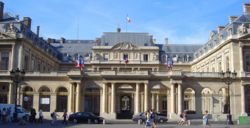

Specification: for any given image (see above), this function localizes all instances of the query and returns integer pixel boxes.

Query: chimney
[0,1,4,21]
[47,38,52,44]
[36,26,40,37]
[23,17,32,29]
[117,27,121,33]
[229,16,238,24]
[60,37,65,44]
[217,26,225,33]
[243,3,250,14]
[164,38,168,45]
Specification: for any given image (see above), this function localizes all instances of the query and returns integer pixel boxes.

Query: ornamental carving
[112,42,138,50]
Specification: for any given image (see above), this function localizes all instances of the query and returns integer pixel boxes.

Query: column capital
[239,42,244,47]
[170,79,182,85]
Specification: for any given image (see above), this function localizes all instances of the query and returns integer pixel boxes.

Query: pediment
[112,42,138,50]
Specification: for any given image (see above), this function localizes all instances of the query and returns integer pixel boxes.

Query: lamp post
[220,68,236,125]
[10,68,25,122]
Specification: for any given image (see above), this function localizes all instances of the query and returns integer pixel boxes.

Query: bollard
[188,120,191,125]
[103,119,106,125]
[88,119,91,124]
[138,120,141,125]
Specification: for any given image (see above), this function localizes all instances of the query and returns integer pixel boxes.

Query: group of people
[177,110,209,128]
[144,109,157,128]
[0,107,11,123]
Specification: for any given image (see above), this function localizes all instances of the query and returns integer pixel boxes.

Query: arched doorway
[245,85,250,116]
[56,87,68,112]
[38,86,50,112]
[22,86,33,111]
[0,84,8,103]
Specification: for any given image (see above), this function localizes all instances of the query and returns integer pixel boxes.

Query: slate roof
[51,40,95,62]
[100,32,154,46]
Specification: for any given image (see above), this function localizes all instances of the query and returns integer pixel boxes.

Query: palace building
[0,1,250,120]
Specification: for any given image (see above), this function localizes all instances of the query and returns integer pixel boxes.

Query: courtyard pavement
[0,119,250,128]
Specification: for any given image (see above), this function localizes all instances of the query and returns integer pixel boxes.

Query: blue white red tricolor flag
[74,57,84,71]
[124,57,129,64]
[126,16,131,23]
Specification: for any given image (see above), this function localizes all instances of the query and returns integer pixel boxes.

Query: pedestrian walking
[6,107,11,123]
[51,110,59,125]
[203,110,209,128]
[62,109,68,125]
[150,109,157,128]
[1,108,6,123]
[30,108,36,123]
[38,109,43,123]
[145,110,151,128]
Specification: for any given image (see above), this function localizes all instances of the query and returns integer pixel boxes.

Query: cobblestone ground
[0,120,249,128]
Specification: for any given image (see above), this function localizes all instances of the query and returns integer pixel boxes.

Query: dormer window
[104,42,109,46]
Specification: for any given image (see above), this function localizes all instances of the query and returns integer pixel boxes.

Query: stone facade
[0,2,250,120]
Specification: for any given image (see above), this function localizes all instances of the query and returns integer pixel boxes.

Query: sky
[2,0,250,44]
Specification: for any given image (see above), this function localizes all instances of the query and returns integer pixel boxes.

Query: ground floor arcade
[0,80,250,120]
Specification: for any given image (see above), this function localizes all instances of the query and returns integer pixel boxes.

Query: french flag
[124,58,129,64]
[74,57,84,71]
[126,16,131,23]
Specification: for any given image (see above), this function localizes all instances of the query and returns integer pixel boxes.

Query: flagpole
[126,14,128,32]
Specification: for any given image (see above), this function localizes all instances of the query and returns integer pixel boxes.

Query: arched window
[38,86,50,112]
[56,87,68,112]
[22,86,34,111]
[184,88,195,111]
[201,88,213,113]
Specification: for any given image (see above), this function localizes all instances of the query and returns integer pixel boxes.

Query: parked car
[68,112,103,124]
[132,112,168,123]
[0,104,30,121]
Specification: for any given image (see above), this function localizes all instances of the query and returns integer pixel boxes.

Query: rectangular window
[143,54,148,62]
[1,51,9,70]
[24,55,29,71]
[123,53,128,60]
[103,53,109,61]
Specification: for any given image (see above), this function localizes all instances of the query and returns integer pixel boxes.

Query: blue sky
[3,0,249,44]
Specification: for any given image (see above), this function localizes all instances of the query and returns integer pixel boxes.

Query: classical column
[135,83,140,114]
[8,83,13,104]
[68,84,73,113]
[144,83,148,111]
[170,84,175,114]
[239,43,244,72]
[241,85,246,115]
[178,84,182,114]
[33,93,39,111]
[151,93,155,110]
[50,93,57,112]
[102,83,107,114]
[156,94,159,112]
[111,83,116,114]
[18,43,23,69]
[75,83,81,112]
[19,89,23,106]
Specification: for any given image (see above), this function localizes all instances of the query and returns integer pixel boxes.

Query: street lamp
[220,68,236,125]
[10,68,25,122]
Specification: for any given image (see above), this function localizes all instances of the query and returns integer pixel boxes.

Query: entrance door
[117,95,132,119]
[245,85,250,116]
